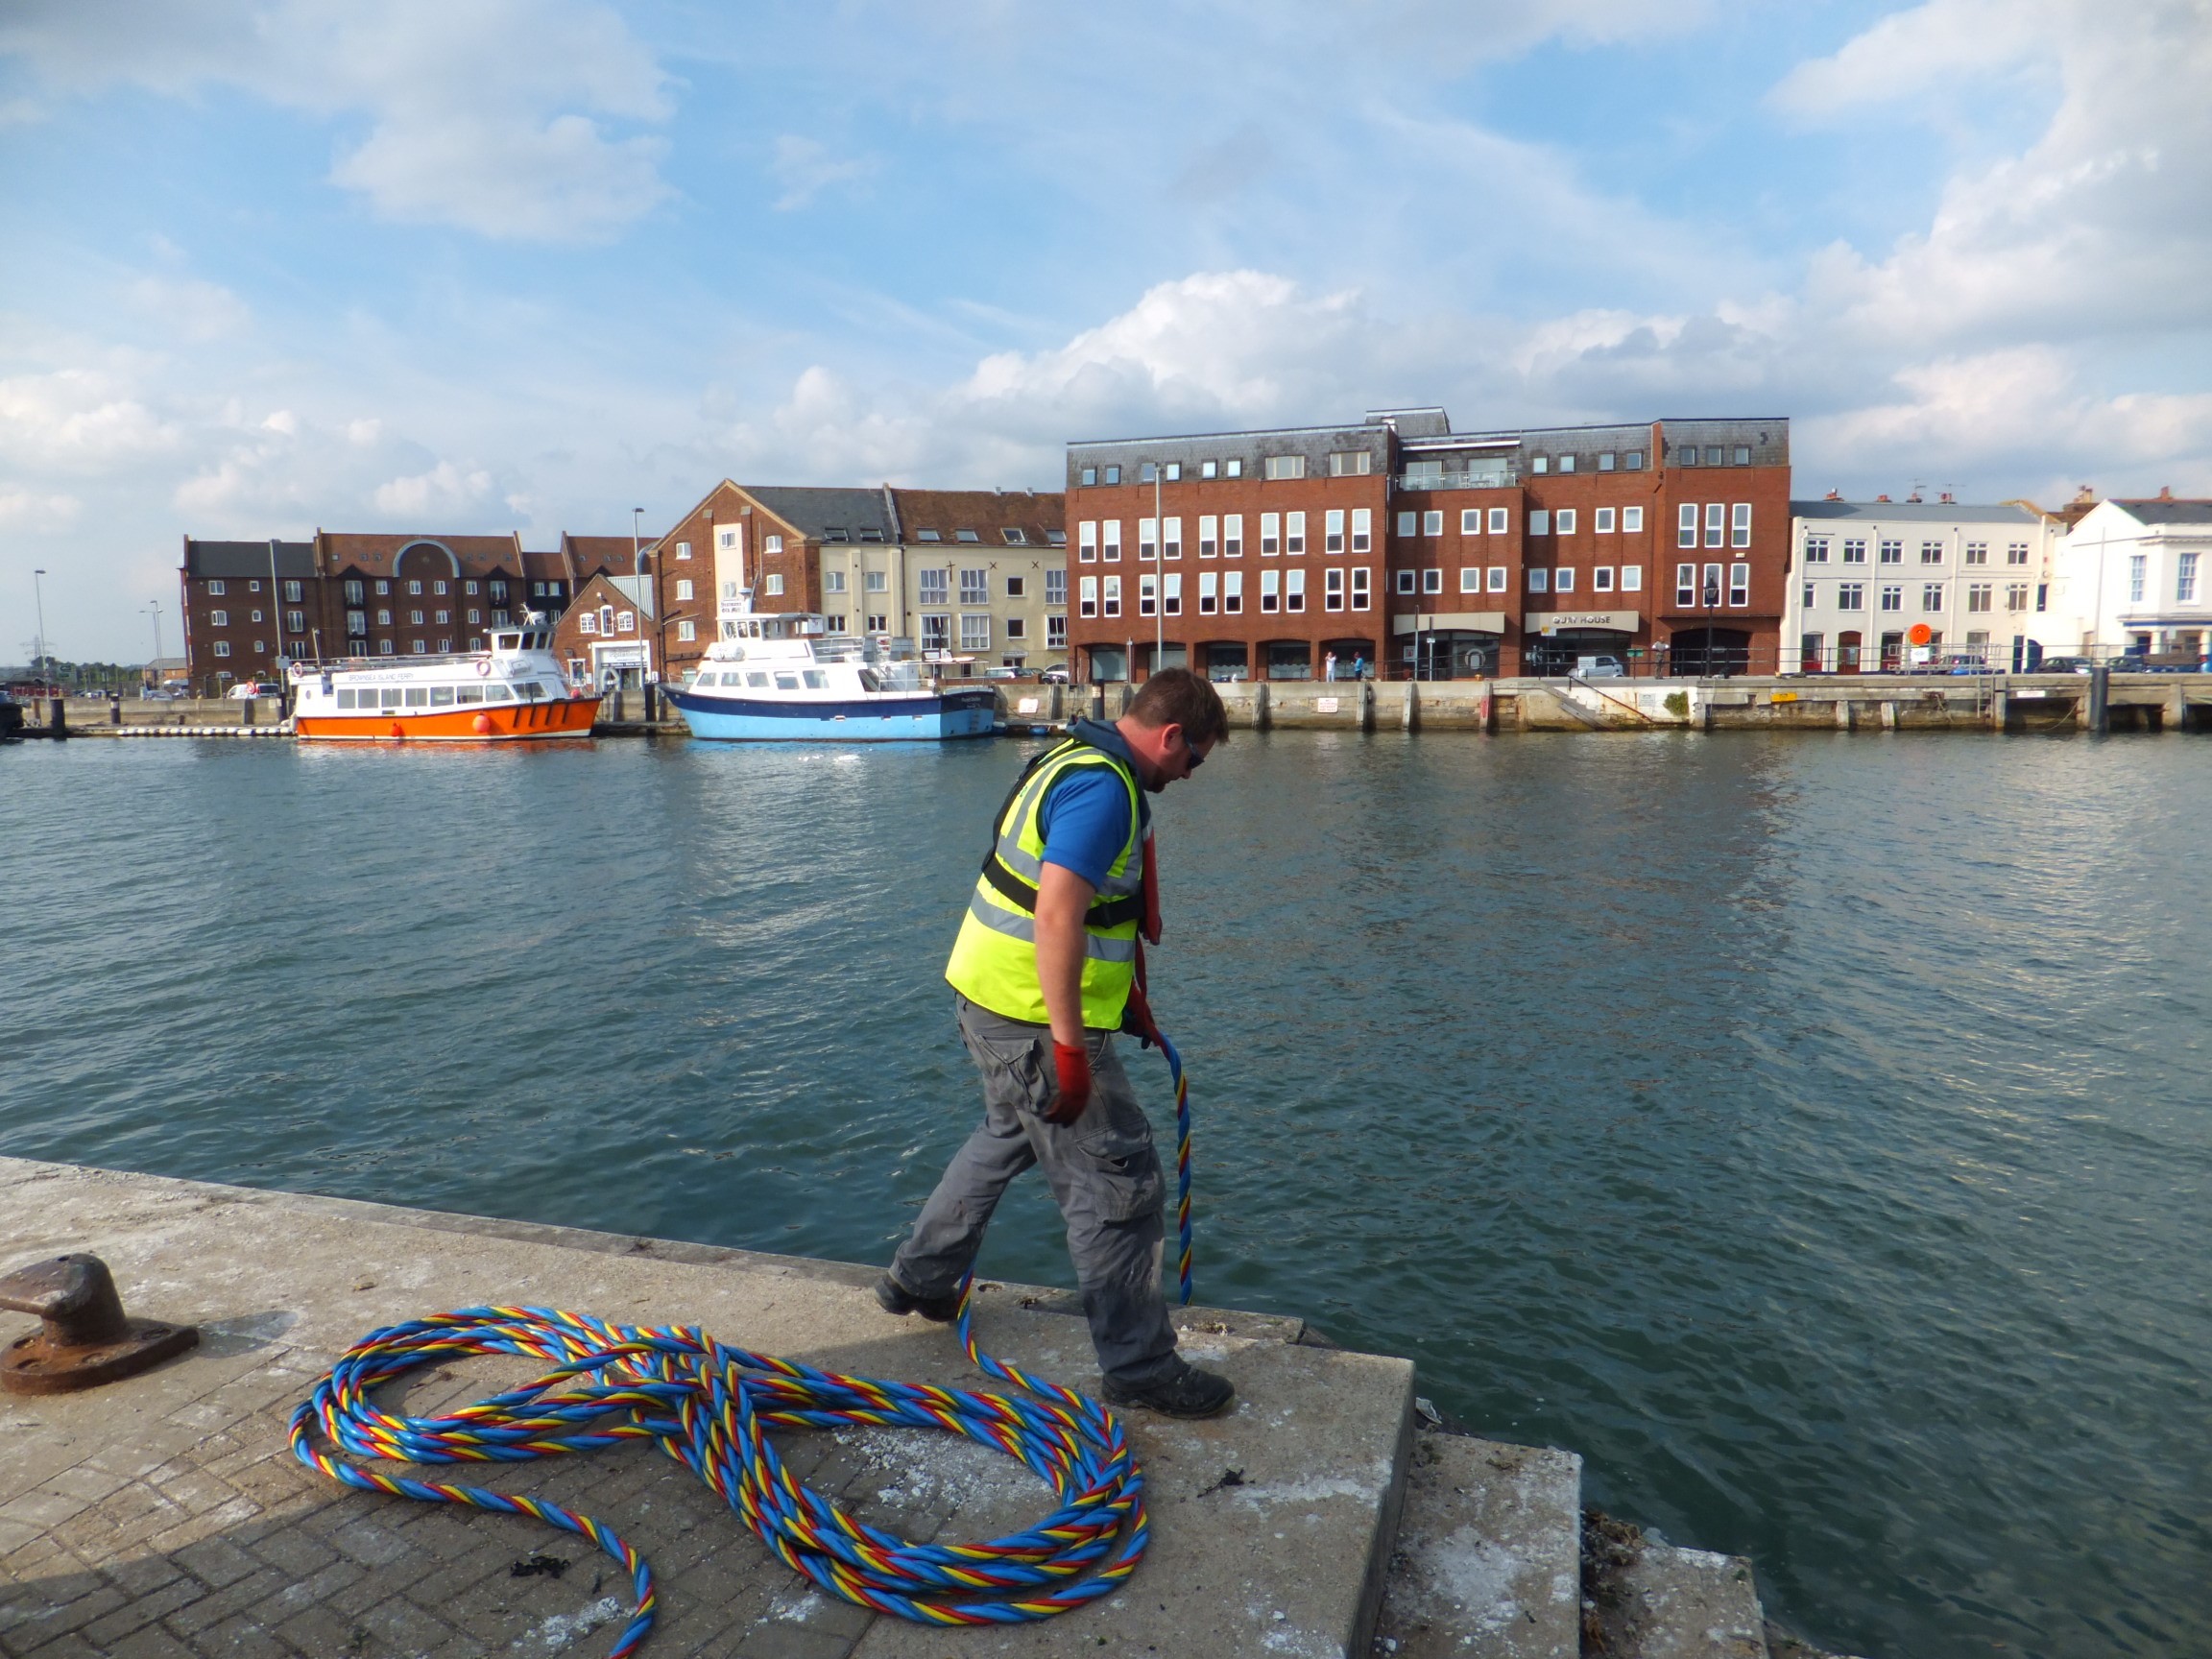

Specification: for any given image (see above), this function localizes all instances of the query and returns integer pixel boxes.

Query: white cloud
[372,459,498,517]
[769,135,876,211]
[0,367,181,471]
[129,276,251,343]
[0,487,81,530]
[0,0,675,243]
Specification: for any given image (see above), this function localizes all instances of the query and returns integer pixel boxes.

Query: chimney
[2158,485,2174,500]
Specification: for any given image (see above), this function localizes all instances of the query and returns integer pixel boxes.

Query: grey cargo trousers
[889,995,1179,1385]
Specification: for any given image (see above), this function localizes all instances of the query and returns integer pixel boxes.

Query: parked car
[2036,656,2093,674]
[225,682,265,700]
[1039,667,1070,684]
[1575,655,1626,678]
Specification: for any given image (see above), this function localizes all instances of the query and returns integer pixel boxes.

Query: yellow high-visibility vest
[944,736,1146,1028]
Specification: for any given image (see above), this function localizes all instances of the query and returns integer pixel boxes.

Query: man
[878,668,1234,1418]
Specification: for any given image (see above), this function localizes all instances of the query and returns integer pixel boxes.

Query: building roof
[560,535,648,573]
[182,540,316,579]
[745,487,900,543]
[889,488,1066,548]
[602,575,656,617]
[1791,500,2040,525]
[316,532,528,574]
[2110,498,2212,526]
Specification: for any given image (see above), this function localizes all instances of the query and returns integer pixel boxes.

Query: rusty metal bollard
[0,1253,199,1395]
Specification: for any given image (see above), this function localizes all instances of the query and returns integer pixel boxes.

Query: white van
[1575,655,1626,678]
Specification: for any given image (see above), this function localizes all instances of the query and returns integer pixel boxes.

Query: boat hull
[668,688,997,741]
[295,698,599,742]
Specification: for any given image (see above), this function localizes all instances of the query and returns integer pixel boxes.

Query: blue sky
[5,0,2210,660]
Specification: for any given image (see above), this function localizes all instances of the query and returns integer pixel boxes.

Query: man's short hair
[1127,667,1229,745]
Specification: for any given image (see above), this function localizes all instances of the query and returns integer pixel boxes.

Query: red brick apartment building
[1062,409,1791,680]
[178,533,634,694]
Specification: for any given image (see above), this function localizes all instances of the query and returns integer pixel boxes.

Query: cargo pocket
[967,1027,1051,1117]
[1073,1100,1164,1224]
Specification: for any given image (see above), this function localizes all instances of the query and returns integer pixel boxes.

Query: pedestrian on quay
[878,667,1235,1418]
[1324,650,1337,683]
[1351,652,1366,682]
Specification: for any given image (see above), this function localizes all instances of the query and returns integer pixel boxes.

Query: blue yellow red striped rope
[1152,1025,1195,1307]
[289,1280,1150,1655]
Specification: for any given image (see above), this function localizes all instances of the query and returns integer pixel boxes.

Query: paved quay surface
[0,1157,1412,1659]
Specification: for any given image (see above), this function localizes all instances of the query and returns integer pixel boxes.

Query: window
[1843,539,1867,564]
[1079,521,1097,563]
[409,609,423,625]
[1325,567,1345,611]
[1625,451,1645,470]
[1528,567,1550,593]
[1080,466,1097,487]
[250,580,261,592]
[956,530,981,543]
[2007,542,2031,566]
[1556,508,1577,536]
[1047,615,1069,647]
[210,609,229,627]
[1424,568,1444,594]
[376,609,392,626]
[1559,454,1576,473]
[1080,575,1098,617]
[676,541,691,561]
[1880,540,1903,565]
[2005,584,2030,613]
[1705,503,1726,548]
[1261,512,1281,556]
[1225,458,1242,478]
[1397,511,1416,537]
[433,609,449,625]
[1706,446,1723,466]
[919,568,949,604]
[213,640,231,658]
[960,568,988,604]
[2035,585,2048,613]
[1046,568,1067,605]
[921,614,951,650]
[1325,509,1345,553]
[678,620,696,641]
[1532,455,1550,474]
[1351,508,1371,553]
[1676,564,1697,606]
[1623,506,1644,533]
[1200,460,1217,479]
[280,580,302,603]
[1285,569,1305,612]
[1488,565,1508,592]
[1139,573,1157,617]
[1964,582,1992,613]
[2128,555,2146,604]
[406,579,421,595]
[343,579,363,603]
[763,573,784,596]
[1199,515,1218,558]
[1261,569,1281,613]
[2178,551,2200,603]
[866,613,889,632]
[1621,564,1643,592]
[433,580,448,596]
[1915,541,1943,565]
[1595,566,1615,592]
[1806,538,1829,565]
[1350,567,1371,610]
[1595,507,1616,534]
[1804,580,1816,611]
[676,578,695,601]
[1703,563,1724,607]
[1838,582,1864,611]
[1460,508,1481,535]
[1201,571,1219,614]
[1734,445,1751,466]
[1139,517,1157,561]
[1224,515,1243,558]
[378,639,394,655]
[1460,567,1482,593]
[1003,529,1027,545]
[1286,512,1305,555]
[409,640,425,655]
[1732,505,1752,549]
[1529,510,1551,537]
[347,610,366,636]
[917,528,943,542]
[1103,575,1120,617]
[1046,530,1066,547]
[1102,520,1121,562]
[1923,584,1945,611]
[1004,575,1025,598]
[207,580,227,596]
[1880,584,1903,613]
[961,613,992,651]
[1224,570,1243,613]
[1599,452,1617,471]
[1164,517,1183,559]
[487,581,504,601]
[1396,569,1417,595]
[1138,462,1156,484]
[1103,465,1121,485]
[1678,445,1698,467]
[1264,455,1305,480]
[1678,504,1698,548]
[1417,510,1439,538]
[1964,541,1987,565]
[1489,508,1509,535]
[1329,450,1372,475]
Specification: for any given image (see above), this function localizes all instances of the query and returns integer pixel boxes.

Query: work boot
[1101,1357,1236,1419]
[874,1272,962,1323]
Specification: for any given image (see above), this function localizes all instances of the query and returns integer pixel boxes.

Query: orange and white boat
[289,620,599,742]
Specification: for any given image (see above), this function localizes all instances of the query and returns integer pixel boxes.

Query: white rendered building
[2044,496,2212,663]
[1785,499,2059,672]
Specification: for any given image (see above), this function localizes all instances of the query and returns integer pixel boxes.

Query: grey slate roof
[745,487,898,542]
[1791,500,2040,524]
[2112,499,2212,525]
[183,540,316,578]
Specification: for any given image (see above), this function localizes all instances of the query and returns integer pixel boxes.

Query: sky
[4,0,2211,661]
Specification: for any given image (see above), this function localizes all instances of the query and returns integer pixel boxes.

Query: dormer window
[825,527,848,541]
[1003,528,1027,544]
[916,529,942,541]
[956,529,981,542]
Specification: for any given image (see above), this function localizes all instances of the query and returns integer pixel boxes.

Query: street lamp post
[148,601,162,692]
[1153,464,1165,678]
[32,568,49,689]
[633,506,653,714]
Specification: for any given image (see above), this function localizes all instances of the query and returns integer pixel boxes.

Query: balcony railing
[1393,468,1520,492]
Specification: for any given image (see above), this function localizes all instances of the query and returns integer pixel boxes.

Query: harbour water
[2,733,2206,1658]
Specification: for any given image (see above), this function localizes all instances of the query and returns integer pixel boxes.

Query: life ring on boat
[474,660,491,676]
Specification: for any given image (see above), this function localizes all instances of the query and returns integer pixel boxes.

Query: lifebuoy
[475,660,491,676]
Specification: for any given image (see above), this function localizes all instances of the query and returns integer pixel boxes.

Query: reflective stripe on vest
[944,738,1145,1027]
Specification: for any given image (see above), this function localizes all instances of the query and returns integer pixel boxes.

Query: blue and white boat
[667,610,997,742]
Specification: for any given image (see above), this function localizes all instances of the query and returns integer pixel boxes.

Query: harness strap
[978,851,1145,930]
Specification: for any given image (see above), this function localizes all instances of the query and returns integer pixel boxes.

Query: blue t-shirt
[1035,726,1147,889]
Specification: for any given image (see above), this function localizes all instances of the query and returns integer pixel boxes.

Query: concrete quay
[0,1158,1840,1659]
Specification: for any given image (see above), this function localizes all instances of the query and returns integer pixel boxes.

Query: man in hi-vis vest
[878,668,1234,1417]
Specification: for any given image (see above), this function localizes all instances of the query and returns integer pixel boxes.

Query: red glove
[1043,1041,1091,1125]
